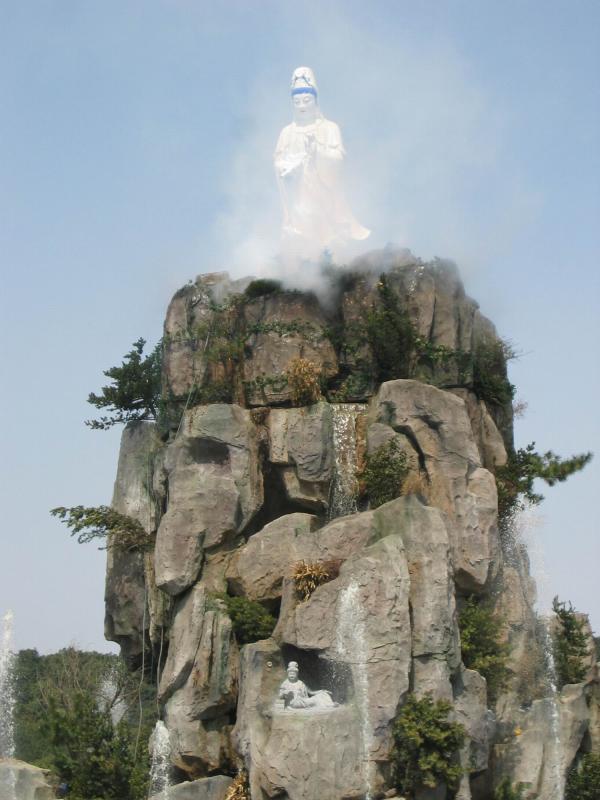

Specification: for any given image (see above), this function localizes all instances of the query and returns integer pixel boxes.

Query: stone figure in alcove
[274,66,370,260]
[278,661,337,710]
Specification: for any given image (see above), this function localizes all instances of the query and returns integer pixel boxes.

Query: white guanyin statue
[278,661,337,710]
[274,66,370,259]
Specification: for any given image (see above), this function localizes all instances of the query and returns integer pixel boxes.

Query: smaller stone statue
[278,661,337,710]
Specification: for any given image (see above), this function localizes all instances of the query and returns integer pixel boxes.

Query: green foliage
[12,648,155,800]
[458,597,510,702]
[494,778,525,799]
[566,752,600,800]
[552,596,589,687]
[366,274,416,382]
[244,278,283,299]
[495,443,592,525]
[391,693,466,796]
[86,338,162,430]
[359,438,409,509]
[472,338,516,407]
[286,357,323,406]
[216,594,276,645]
[50,505,153,551]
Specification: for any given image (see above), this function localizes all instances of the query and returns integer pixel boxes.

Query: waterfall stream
[148,720,172,799]
[336,581,373,800]
[328,404,366,520]
[0,610,16,800]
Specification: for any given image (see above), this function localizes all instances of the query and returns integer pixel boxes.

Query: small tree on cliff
[85,338,162,430]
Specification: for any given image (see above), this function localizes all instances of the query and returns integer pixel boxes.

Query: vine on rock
[50,506,153,552]
[552,596,589,687]
[458,596,510,702]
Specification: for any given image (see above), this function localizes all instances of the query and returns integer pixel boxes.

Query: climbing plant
[472,338,516,408]
[365,274,416,382]
[286,357,323,406]
[86,338,162,430]
[358,438,409,509]
[391,693,465,796]
[458,596,510,702]
[494,778,525,800]
[552,596,589,687]
[50,506,153,552]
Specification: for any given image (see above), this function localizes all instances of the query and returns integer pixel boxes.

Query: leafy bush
[391,693,465,796]
[86,338,162,430]
[244,278,282,299]
[292,560,336,601]
[359,438,409,509]
[366,274,416,382]
[12,648,155,800]
[495,443,592,526]
[566,753,600,800]
[286,357,322,406]
[472,338,516,408]
[216,594,276,645]
[458,596,509,702]
[51,505,153,552]
[552,596,589,687]
[494,778,525,799]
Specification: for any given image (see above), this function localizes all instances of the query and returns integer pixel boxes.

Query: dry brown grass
[286,357,322,406]
[292,560,338,601]
[224,771,250,800]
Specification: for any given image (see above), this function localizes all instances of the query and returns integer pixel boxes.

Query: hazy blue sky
[1,1,598,653]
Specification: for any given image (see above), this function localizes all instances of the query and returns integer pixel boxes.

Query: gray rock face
[243,292,337,407]
[0,759,55,800]
[369,380,500,592]
[105,421,162,662]
[154,404,263,596]
[160,585,239,775]
[267,403,334,510]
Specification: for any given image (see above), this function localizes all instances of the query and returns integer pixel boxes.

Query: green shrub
[566,753,600,800]
[216,594,276,645]
[365,275,416,382]
[50,506,153,551]
[552,596,589,687]
[495,443,592,526]
[472,338,516,408]
[459,597,509,702]
[86,338,162,430]
[494,778,525,799]
[359,438,409,509]
[391,693,465,796]
[244,278,283,299]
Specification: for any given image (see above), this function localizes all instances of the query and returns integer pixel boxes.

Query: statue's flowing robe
[274,117,370,255]
[279,678,335,709]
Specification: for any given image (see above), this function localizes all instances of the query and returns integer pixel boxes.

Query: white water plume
[148,720,172,800]
[0,610,17,800]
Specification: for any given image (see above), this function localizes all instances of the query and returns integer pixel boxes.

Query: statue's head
[290,66,319,125]
[286,661,299,681]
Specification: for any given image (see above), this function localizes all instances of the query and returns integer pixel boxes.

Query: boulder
[159,585,238,776]
[154,404,263,595]
[0,759,54,800]
[105,421,163,663]
[162,775,233,800]
[369,380,500,592]
[227,511,375,603]
[267,403,334,510]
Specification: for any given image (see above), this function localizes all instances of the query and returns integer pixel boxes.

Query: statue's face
[287,665,299,682]
[293,92,317,124]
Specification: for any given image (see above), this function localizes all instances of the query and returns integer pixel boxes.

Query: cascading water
[336,581,373,800]
[328,404,366,520]
[148,720,172,799]
[0,610,17,800]
[510,506,565,800]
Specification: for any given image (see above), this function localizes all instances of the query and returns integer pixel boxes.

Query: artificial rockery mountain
[105,249,598,800]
